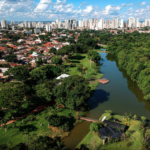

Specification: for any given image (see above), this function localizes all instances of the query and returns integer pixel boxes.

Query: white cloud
[121,3,134,7]
[102,5,121,15]
[0,0,149,21]
[83,5,93,13]
[34,0,66,12]
[140,2,146,5]
[0,0,34,12]
[78,2,87,9]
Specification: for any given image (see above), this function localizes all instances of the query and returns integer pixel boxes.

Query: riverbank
[76,112,144,150]
[62,51,150,150]
[64,53,103,90]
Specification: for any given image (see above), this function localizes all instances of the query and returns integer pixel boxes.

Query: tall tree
[4,65,30,81]
[53,75,91,110]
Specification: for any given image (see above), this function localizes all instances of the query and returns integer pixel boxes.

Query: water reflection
[88,89,110,109]
[106,53,150,114]
[63,51,150,150]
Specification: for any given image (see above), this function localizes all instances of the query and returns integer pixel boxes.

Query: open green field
[64,53,103,90]
[0,108,85,148]
[77,113,144,150]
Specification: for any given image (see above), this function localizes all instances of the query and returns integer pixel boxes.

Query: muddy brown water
[62,50,150,150]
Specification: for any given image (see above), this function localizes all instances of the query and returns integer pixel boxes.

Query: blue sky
[0,0,149,21]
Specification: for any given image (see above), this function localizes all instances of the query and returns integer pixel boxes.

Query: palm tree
[133,114,137,120]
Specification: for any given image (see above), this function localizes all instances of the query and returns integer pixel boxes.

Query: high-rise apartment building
[28,21,32,28]
[46,24,52,32]
[145,19,149,27]
[115,17,118,28]
[1,19,7,28]
[128,17,135,28]
[120,19,124,28]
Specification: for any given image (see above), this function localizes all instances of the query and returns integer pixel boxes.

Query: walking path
[1,104,49,127]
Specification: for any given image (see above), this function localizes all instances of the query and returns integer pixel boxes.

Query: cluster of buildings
[0,28,78,75]
[1,17,149,31]
[0,19,77,31]
[78,17,149,30]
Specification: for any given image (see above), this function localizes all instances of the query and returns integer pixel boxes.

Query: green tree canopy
[0,83,30,118]
[51,56,62,65]
[4,52,17,62]
[4,65,30,81]
[49,47,57,54]
[90,122,99,132]
[35,83,52,103]
[29,65,60,83]
[87,50,102,63]
[53,75,91,110]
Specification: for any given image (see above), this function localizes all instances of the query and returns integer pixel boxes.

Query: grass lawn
[64,53,103,90]
[77,113,144,150]
[0,108,82,148]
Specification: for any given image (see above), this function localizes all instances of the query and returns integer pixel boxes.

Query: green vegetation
[49,47,57,54]
[4,65,30,81]
[64,53,103,90]
[102,31,150,100]
[51,55,62,65]
[77,112,146,150]
[0,29,104,149]
[4,52,17,62]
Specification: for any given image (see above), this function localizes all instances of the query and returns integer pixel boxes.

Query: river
[62,50,150,150]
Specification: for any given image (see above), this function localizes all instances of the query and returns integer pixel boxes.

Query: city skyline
[1,16,149,31]
[0,0,150,21]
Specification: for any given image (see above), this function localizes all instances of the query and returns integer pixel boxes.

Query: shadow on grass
[88,89,110,110]
[95,45,102,49]
[19,124,37,133]
[70,55,85,60]
[69,60,80,63]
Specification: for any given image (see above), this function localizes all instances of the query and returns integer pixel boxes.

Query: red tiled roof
[28,55,34,58]
[0,47,6,50]
[44,50,49,53]
[9,63,20,67]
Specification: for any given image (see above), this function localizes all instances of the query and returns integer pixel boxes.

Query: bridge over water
[79,116,99,122]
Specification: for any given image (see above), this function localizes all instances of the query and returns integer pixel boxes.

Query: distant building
[1,19,7,28]
[34,29,41,34]
[46,24,52,32]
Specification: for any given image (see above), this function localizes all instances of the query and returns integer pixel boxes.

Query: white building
[115,17,118,28]
[46,24,52,32]
[145,19,149,27]
[34,29,41,34]
[128,17,135,28]
[79,20,83,27]
[24,21,28,28]
[98,18,104,29]
[137,18,140,28]
[1,19,7,28]
[28,21,32,28]
[120,19,124,28]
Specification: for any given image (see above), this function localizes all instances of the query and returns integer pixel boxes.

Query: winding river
[62,50,150,150]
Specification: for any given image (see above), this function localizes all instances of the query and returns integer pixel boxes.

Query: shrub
[48,115,62,127]
[60,123,70,132]
[70,63,76,67]
[127,142,132,147]
[90,122,99,132]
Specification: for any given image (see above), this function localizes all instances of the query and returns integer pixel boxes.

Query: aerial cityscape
[1,17,150,31]
[1,0,150,150]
